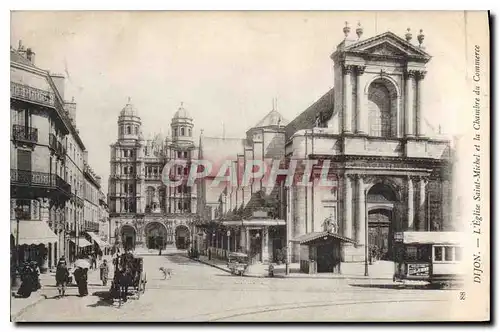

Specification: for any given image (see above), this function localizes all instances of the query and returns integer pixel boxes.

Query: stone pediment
[343,31,431,60]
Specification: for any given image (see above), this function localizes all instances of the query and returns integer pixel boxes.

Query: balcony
[11,169,71,198]
[83,221,100,233]
[12,124,38,144]
[49,134,66,158]
[11,82,55,107]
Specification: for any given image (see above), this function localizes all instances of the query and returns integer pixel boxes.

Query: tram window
[455,247,463,261]
[405,246,417,260]
[445,247,454,261]
[434,246,443,261]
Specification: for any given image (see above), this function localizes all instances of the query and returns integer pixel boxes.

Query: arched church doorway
[121,225,136,251]
[144,222,168,250]
[175,225,190,250]
[367,183,398,261]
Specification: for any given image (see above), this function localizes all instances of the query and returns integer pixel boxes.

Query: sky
[11,11,470,194]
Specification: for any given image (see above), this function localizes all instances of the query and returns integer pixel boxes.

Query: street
[12,252,463,322]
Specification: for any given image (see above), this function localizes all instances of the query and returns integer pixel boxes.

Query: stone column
[343,174,353,239]
[407,176,415,230]
[405,70,415,137]
[418,177,427,231]
[342,64,353,133]
[355,66,366,134]
[356,176,366,246]
[262,227,269,263]
[245,228,250,253]
[416,71,426,137]
[239,228,245,250]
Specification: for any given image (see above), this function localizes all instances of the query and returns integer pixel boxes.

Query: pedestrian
[55,260,69,297]
[30,261,41,291]
[74,267,89,297]
[16,263,34,298]
[92,253,97,270]
[99,259,109,286]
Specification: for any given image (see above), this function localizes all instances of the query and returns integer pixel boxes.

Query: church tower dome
[117,97,142,141]
[171,102,194,145]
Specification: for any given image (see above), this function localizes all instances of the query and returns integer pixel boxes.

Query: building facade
[284,26,453,269]
[10,41,104,271]
[108,102,197,251]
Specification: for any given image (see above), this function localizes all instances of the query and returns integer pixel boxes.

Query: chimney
[50,73,66,100]
[26,48,36,65]
[64,96,77,125]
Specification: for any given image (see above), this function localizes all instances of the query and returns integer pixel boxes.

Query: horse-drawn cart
[110,253,147,305]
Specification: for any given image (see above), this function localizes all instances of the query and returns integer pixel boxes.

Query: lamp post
[364,187,369,277]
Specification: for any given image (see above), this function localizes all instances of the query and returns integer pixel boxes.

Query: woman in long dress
[16,263,34,298]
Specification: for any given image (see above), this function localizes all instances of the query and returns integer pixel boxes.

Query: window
[178,151,182,158]
[188,128,192,136]
[177,167,182,175]
[127,126,131,134]
[174,128,178,137]
[124,150,129,157]
[130,150,134,158]
[445,247,454,261]
[119,127,123,135]
[130,166,134,174]
[178,186,182,194]
[184,202,189,210]
[178,201,182,210]
[124,167,128,174]
[17,149,32,171]
[367,81,394,137]
[134,126,138,134]
[434,246,443,261]
[184,167,189,175]
[184,151,188,158]
[181,128,185,136]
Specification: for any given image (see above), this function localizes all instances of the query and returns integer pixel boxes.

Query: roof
[395,232,464,245]
[292,231,357,245]
[173,103,192,120]
[284,88,334,140]
[10,47,35,67]
[253,110,289,128]
[120,98,139,117]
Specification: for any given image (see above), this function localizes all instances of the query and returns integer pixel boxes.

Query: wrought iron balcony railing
[49,133,66,158]
[11,169,71,196]
[12,124,38,143]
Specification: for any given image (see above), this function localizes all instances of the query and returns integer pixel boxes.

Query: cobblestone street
[12,252,463,322]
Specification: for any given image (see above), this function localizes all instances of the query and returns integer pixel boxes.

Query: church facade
[284,26,453,264]
[108,102,197,250]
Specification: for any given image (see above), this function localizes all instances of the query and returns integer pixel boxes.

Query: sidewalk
[191,254,395,280]
[192,255,231,274]
[11,292,47,320]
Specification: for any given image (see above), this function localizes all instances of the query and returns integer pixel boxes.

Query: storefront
[11,219,58,272]
[86,231,112,255]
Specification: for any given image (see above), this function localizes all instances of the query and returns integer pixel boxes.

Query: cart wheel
[136,275,141,299]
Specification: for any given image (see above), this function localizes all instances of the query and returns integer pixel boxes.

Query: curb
[11,295,47,321]
[190,257,232,274]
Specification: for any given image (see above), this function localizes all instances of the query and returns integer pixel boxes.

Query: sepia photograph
[8,10,490,322]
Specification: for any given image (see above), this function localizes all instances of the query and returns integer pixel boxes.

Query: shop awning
[87,231,111,249]
[69,237,92,247]
[11,220,58,246]
[292,231,357,245]
[222,219,286,227]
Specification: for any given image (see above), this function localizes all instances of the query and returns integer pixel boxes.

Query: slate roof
[253,109,290,128]
[284,88,335,140]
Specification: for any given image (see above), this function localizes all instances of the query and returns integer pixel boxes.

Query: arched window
[181,128,185,136]
[134,126,138,134]
[367,80,397,138]
[127,126,131,134]
[188,128,192,136]
[124,167,128,174]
